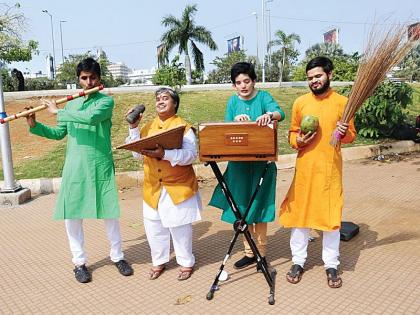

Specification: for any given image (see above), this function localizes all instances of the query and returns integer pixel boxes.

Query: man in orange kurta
[279,57,356,288]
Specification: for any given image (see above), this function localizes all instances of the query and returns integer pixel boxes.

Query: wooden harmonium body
[198,121,278,161]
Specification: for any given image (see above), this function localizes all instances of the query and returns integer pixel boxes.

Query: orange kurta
[141,115,198,209]
[279,89,356,231]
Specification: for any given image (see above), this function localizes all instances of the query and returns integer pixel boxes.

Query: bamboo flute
[0,85,104,124]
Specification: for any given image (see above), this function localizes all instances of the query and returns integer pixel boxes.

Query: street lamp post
[251,12,259,64]
[266,0,273,65]
[0,64,21,193]
[262,0,274,78]
[59,20,67,64]
[42,10,56,79]
[261,0,265,82]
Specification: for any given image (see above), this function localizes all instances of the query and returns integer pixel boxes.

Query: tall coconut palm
[158,4,217,85]
[268,30,301,84]
[305,42,344,59]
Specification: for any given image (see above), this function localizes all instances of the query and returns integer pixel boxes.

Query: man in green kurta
[25,58,133,283]
[209,62,285,270]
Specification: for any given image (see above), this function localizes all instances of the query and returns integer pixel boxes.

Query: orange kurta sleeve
[288,100,301,150]
[341,117,357,144]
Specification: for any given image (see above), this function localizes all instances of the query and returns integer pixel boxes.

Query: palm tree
[158,4,217,85]
[305,42,344,59]
[397,45,420,82]
[268,30,301,84]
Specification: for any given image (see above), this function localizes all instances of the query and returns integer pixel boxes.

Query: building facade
[127,67,156,85]
[108,62,130,81]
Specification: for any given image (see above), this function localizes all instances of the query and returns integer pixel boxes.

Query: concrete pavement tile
[0,153,419,314]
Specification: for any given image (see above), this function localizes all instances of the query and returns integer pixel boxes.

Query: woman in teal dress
[209,62,285,270]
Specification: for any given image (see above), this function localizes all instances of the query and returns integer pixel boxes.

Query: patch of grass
[407,84,420,121]
[9,144,67,179]
[3,86,418,179]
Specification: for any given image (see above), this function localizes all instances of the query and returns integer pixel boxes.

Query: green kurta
[30,91,120,220]
[209,90,285,224]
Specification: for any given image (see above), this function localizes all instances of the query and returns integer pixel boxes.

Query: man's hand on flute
[23,106,36,128]
[41,98,59,115]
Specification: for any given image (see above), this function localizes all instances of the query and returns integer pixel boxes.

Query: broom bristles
[330,23,417,147]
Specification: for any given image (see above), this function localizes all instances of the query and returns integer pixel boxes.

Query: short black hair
[230,62,257,83]
[155,87,180,113]
[76,57,101,78]
[306,56,334,74]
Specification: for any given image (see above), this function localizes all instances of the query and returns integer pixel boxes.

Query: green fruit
[300,115,319,134]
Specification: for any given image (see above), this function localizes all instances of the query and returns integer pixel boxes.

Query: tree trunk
[279,48,285,85]
[185,54,192,85]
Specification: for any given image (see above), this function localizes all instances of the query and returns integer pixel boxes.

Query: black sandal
[286,264,304,284]
[326,268,342,288]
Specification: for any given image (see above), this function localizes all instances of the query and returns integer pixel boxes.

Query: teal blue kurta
[209,90,285,224]
[30,92,120,220]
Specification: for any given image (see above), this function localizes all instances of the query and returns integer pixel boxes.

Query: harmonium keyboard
[198,121,278,161]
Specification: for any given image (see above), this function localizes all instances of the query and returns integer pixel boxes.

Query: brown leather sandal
[177,267,194,281]
[326,268,342,288]
[149,265,165,280]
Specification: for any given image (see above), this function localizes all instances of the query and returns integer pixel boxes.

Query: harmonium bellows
[198,121,278,161]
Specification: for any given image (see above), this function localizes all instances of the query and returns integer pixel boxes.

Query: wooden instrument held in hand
[198,121,278,161]
[0,85,104,124]
[116,125,186,153]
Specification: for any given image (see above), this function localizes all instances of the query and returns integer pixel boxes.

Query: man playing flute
[25,57,133,283]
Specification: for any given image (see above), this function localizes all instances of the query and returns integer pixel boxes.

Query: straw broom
[330,23,417,147]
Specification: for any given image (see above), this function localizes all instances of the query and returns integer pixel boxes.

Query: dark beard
[310,79,330,95]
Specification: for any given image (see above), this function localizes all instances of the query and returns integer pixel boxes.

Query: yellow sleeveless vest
[141,115,198,209]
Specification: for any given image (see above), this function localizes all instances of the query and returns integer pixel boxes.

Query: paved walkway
[0,153,419,314]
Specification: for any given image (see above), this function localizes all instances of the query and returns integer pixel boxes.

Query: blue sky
[8,0,420,74]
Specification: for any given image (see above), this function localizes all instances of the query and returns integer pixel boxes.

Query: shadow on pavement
[288,223,420,273]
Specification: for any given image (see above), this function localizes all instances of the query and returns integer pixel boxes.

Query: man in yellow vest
[126,87,202,281]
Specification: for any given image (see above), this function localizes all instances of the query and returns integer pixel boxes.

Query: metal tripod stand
[205,161,277,305]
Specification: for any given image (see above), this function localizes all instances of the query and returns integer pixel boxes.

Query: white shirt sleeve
[125,127,142,159]
[163,129,197,166]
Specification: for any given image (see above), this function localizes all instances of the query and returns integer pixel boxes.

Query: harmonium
[198,121,278,162]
